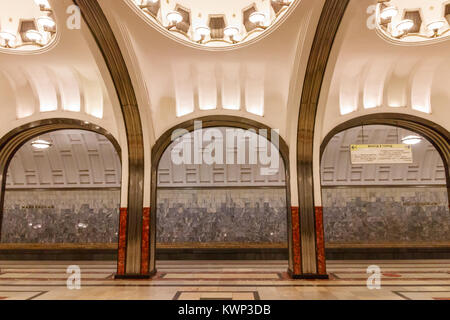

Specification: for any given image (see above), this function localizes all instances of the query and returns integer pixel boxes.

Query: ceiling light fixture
[396,19,414,34]
[401,135,422,145]
[37,16,55,28]
[427,20,446,37]
[132,0,296,47]
[249,12,266,26]
[0,32,16,47]
[25,30,43,42]
[195,26,211,36]
[166,11,183,28]
[224,26,239,37]
[195,26,211,43]
[374,1,450,44]
[1,1,56,50]
[34,0,51,10]
[380,5,398,20]
[224,26,240,43]
[31,139,52,149]
[427,20,445,31]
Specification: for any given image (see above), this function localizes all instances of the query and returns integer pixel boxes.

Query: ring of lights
[374,0,450,46]
[126,0,300,50]
[0,0,58,54]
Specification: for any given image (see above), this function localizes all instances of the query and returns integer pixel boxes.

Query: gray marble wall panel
[1,189,120,243]
[322,187,450,243]
[156,188,288,243]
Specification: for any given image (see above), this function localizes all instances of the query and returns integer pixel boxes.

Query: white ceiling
[129,0,298,48]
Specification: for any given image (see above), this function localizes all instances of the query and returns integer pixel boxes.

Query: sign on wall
[350,144,413,164]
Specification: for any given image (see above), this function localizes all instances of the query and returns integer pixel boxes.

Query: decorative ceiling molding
[375,0,450,45]
[296,0,350,275]
[0,0,58,54]
[74,0,145,275]
[126,0,300,50]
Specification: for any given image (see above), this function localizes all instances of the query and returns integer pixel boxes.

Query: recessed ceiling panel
[128,0,299,49]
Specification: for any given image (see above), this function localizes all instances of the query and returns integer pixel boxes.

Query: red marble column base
[287,206,329,280]
[116,208,128,276]
[315,206,327,275]
[140,207,151,275]
[114,207,157,280]
[289,206,302,277]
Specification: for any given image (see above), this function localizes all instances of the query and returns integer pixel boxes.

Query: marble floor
[0,260,449,300]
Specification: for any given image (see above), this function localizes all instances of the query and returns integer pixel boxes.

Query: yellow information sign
[350,144,413,164]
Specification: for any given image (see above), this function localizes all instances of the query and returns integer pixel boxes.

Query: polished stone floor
[0,260,449,300]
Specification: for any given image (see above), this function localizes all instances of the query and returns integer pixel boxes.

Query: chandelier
[375,0,450,44]
[131,0,297,47]
[0,0,57,51]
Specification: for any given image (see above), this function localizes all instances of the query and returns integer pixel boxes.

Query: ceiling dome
[0,0,57,53]
[375,0,450,45]
[128,0,298,49]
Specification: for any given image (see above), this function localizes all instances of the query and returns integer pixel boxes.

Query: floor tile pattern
[0,260,448,300]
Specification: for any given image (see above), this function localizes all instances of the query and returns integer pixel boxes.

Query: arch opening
[149,116,292,274]
[320,117,450,259]
[0,119,122,262]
